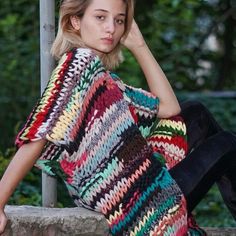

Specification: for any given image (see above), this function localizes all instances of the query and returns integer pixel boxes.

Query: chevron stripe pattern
[16,48,205,235]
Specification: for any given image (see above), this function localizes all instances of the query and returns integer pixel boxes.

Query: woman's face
[74,0,127,56]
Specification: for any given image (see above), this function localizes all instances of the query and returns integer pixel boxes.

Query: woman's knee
[180,100,207,115]
[180,100,209,130]
[180,100,217,129]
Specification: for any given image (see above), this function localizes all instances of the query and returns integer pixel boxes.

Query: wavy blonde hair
[51,0,134,69]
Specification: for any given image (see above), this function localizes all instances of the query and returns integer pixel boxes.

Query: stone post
[40,0,57,207]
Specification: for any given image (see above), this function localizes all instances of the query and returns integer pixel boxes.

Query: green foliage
[9,180,41,206]
[0,148,42,206]
[119,0,236,91]
[0,150,12,177]
[194,185,235,227]
[0,1,40,149]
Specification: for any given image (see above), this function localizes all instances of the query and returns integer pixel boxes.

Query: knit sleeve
[110,72,159,138]
[15,48,105,149]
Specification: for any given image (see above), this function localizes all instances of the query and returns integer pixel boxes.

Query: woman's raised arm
[121,20,181,118]
[0,139,46,234]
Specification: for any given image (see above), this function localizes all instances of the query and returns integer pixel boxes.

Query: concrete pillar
[39,0,57,207]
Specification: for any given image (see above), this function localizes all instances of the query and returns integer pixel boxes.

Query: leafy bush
[0,1,39,149]
[195,185,235,227]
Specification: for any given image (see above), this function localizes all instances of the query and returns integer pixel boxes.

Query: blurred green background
[0,0,236,227]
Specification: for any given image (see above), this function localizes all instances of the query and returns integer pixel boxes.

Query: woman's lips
[101,38,114,44]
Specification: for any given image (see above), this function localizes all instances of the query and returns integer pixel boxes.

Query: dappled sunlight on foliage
[118,0,236,92]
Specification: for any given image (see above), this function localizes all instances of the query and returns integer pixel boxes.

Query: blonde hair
[51,0,134,70]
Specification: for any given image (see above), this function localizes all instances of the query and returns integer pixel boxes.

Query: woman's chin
[90,47,114,56]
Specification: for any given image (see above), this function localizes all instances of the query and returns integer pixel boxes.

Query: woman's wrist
[130,43,152,63]
[0,195,7,210]
[0,204,5,211]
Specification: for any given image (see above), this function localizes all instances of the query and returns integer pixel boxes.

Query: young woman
[0,0,236,235]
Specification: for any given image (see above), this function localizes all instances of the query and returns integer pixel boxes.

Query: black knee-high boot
[179,101,236,219]
[180,100,223,151]
[169,131,236,218]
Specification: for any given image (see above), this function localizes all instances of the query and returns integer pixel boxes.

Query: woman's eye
[116,19,125,25]
[95,15,105,21]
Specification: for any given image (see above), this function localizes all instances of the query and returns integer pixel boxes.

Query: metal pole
[40,0,57,207]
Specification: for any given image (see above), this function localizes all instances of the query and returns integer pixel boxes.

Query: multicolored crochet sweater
[16,48,205,235]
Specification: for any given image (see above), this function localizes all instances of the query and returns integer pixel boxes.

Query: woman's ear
[70,16,80,30]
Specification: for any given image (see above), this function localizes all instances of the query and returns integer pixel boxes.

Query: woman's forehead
[86,0,127,14]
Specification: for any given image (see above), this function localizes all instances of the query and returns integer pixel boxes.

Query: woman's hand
[121,20,147,53]
[0,208,7,234]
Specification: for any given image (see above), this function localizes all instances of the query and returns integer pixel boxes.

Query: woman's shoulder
[56,47,104,75]
[61,47,101,64]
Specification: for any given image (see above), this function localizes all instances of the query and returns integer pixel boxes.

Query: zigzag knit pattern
[16,48,205,235]
[146,116,188,170]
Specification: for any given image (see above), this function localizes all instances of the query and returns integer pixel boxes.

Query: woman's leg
[180,100,223,152]
[180,100,236,217]
[169,130,236,219]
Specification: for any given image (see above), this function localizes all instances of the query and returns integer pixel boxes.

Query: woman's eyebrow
[94,9,126,16]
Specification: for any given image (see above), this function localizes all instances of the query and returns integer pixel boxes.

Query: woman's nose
[105,19,115,34]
